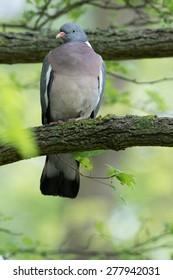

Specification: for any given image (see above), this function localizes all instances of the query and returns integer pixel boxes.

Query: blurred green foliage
[1,0,173,260]
[0,70,38,158]
[1,212,173,260]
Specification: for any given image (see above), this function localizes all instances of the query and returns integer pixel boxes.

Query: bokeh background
[1,0,173,259]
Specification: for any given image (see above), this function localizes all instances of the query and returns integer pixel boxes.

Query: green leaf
[69,6,86,20]
[64,0,71,5]
[145,89,168,112]
[165,223,173,234]
[108,183,116,191]
[35,0,42,4]
[95,221,111,240]
[119,194,129,204]
[2,216,13,222]
[106,165,136,189]
[22,237,33,246]
[95,221,108,237]
[104,79,131,106]
[73,150,104,158]
[116,172,136,189]
[77,157,93,171]
[22,10,36,21]
[73,150,104,170]
[0,213,13,222]
[106,61,129,75]
[95,221,104,234]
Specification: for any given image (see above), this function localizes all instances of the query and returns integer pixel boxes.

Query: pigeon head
[56,22,88,43]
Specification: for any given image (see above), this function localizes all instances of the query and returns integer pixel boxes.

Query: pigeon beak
[56,32,66,38]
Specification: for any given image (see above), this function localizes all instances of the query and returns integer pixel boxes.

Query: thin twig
[1,23,28,31]
[90,0,146,10]
[0,227,21,236]
[34,0,52,30]
[37,0,96,30]
[57,155,115,185]
[108,71,173,85]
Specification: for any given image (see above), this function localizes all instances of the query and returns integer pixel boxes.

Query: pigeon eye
[72,30,76,33]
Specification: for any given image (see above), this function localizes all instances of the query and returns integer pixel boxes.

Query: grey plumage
[40,22,106,198]
[40,154,80,198]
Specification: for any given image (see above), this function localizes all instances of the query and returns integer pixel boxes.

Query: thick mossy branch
[1,115,173,166]
[1,28,173,63]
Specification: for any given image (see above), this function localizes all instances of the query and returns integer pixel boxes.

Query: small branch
[1,115,173,166]
[33,0,52,30]
[0,227,21,236]
[108,71,173,84]
[1,23,28,31]
[90,0,146,11]
[36,0,95,30]
[90,1,127,10]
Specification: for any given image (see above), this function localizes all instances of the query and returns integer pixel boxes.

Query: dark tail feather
[40,154,80,198]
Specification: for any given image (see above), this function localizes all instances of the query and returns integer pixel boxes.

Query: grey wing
[91,60,106,118]
[40,55,54,124]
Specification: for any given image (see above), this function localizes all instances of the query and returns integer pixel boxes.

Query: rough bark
[1,28,173,64]
[1,115,173,166]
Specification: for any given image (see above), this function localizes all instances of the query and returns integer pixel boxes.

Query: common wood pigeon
[40,22,106,198]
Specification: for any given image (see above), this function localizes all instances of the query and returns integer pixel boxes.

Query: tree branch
[90,0,146,10]
[35,0,95,30]
[107,71,173,85]
[1,115,173,166]
[1,28,173,64]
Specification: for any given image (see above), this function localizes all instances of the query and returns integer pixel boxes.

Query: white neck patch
[85,41,92,48]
